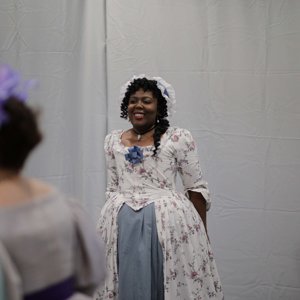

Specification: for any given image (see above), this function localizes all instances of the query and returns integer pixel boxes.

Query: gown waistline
[24,276,74,300]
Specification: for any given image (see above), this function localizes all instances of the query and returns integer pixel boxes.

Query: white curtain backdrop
[0,0,107,220]
[0,0,300,299]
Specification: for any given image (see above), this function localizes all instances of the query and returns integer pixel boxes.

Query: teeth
[134,113,144,118]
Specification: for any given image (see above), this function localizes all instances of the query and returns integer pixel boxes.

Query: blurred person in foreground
[0,64,106,300]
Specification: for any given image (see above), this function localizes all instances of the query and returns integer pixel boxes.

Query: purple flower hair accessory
[125,146,144,165]
[0,64,37,126]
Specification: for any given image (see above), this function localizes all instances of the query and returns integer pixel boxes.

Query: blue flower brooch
[125,146,143,165]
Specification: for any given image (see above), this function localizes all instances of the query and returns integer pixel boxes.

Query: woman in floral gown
[97,75,223,300]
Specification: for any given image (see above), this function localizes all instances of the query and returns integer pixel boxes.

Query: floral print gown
[96,127,223,300]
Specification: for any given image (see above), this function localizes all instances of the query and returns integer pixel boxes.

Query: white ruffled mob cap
[119,74,176,117]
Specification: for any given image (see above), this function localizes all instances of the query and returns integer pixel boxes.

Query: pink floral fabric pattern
[96,127,223,300]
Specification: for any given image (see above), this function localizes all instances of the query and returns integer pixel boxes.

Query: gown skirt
[117,203,164,300]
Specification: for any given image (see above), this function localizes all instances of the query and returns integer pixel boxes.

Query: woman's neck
[132,123,156,134]
[131,124,156,141]
[0,169,20,182]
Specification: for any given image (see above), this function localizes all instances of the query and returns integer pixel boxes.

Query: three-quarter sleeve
[104,133,119,196]
[174,128,211,210]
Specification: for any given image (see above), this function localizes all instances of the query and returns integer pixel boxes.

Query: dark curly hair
[120,77,170,156]
[0,97,42,172]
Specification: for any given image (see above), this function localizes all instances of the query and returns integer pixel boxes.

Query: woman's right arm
[104,133,119,194]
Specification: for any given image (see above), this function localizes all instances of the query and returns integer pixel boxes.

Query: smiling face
[127,89,158,131]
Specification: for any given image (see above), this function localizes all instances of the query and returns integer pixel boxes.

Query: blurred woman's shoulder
[0,177,55,208]
[29,178,55,197]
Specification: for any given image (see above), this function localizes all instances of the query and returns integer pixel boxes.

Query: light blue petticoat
[117,203,164,300]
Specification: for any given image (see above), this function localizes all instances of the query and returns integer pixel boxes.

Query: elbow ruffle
[185,182,211,211]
